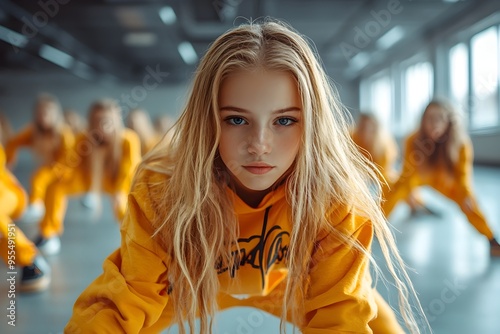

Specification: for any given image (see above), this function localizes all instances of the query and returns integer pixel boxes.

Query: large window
[360,72,393,131]
[470,26,499,129]
[402,61,434,135]
[359,18,500,140]
[449,43,469,125]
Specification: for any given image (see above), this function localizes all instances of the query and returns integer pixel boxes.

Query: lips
[243,163,274,175]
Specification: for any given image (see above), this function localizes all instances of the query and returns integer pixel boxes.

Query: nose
[247,126,272,156]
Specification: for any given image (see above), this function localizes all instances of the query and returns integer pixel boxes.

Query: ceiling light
[39,44,74,69]
[0,25,28,48]
[376,26,405,50]
[159,6,176,25]
[123,32,157,47]
[350,52,370,71]
[178,41,198,65]
[73,61,93,80]
[115,8,145,29]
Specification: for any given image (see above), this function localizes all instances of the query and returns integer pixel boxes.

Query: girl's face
[358,116,376,141]
[90,108,119,145]
[423,104,449,141]
[218,69,302,194]
[35,101,58,131]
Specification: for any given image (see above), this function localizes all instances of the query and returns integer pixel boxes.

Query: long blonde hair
[137,20,427,333]
[414,99,468,173]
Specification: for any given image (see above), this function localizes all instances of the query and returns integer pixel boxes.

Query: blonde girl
[351,112,399,185]
[66,21,427,333]
[5,94,75,222]
[383,99,500,256]
[34,99,141,255]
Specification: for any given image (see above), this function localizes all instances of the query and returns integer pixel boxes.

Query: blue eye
[226,117,247,125]
[276,117,296,126]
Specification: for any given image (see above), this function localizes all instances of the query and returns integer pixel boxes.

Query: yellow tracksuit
[383,132,494,240]
[65,168,404,333]
[0,144,36,267]
[39,129,141,238]
[5,125,75,204]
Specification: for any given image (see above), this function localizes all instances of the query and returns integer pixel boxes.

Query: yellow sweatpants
[29,165,65,204]
[0,181,37,267]
[39,168,128,238]
[383,179,494,240]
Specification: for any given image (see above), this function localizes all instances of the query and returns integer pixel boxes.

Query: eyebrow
[219,106,301,114]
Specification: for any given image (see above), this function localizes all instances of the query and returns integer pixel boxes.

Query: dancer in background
[0,129,50,292]
[66,21,426,333]
[5,94,75,222]
[126,108,160,156]
[64,109,87,136]
[351,112,399,187]
[351,112,436,216]
[383,99,500,256]
[34,99,141,255]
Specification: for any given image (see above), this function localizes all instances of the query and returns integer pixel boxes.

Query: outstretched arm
[65,176,171,333]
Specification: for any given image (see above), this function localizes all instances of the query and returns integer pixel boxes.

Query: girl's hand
[463,197,474,212]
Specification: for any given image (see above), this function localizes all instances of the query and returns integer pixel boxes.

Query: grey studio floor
[1,159,500,334]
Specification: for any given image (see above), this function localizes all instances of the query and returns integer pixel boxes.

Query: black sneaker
[20,255,51,293]
[409,204,441,218]
[422,204,442,218]
[490,238,500,257]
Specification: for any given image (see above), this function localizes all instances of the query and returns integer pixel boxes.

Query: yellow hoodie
[5,124,75,166]
[383,131,494,240]
[65,168,378,333]
[383,131,474,215]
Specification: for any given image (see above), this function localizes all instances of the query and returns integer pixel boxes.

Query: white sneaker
[81,193,99,210]
[21,202,45,223]
[35,236,61,256]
